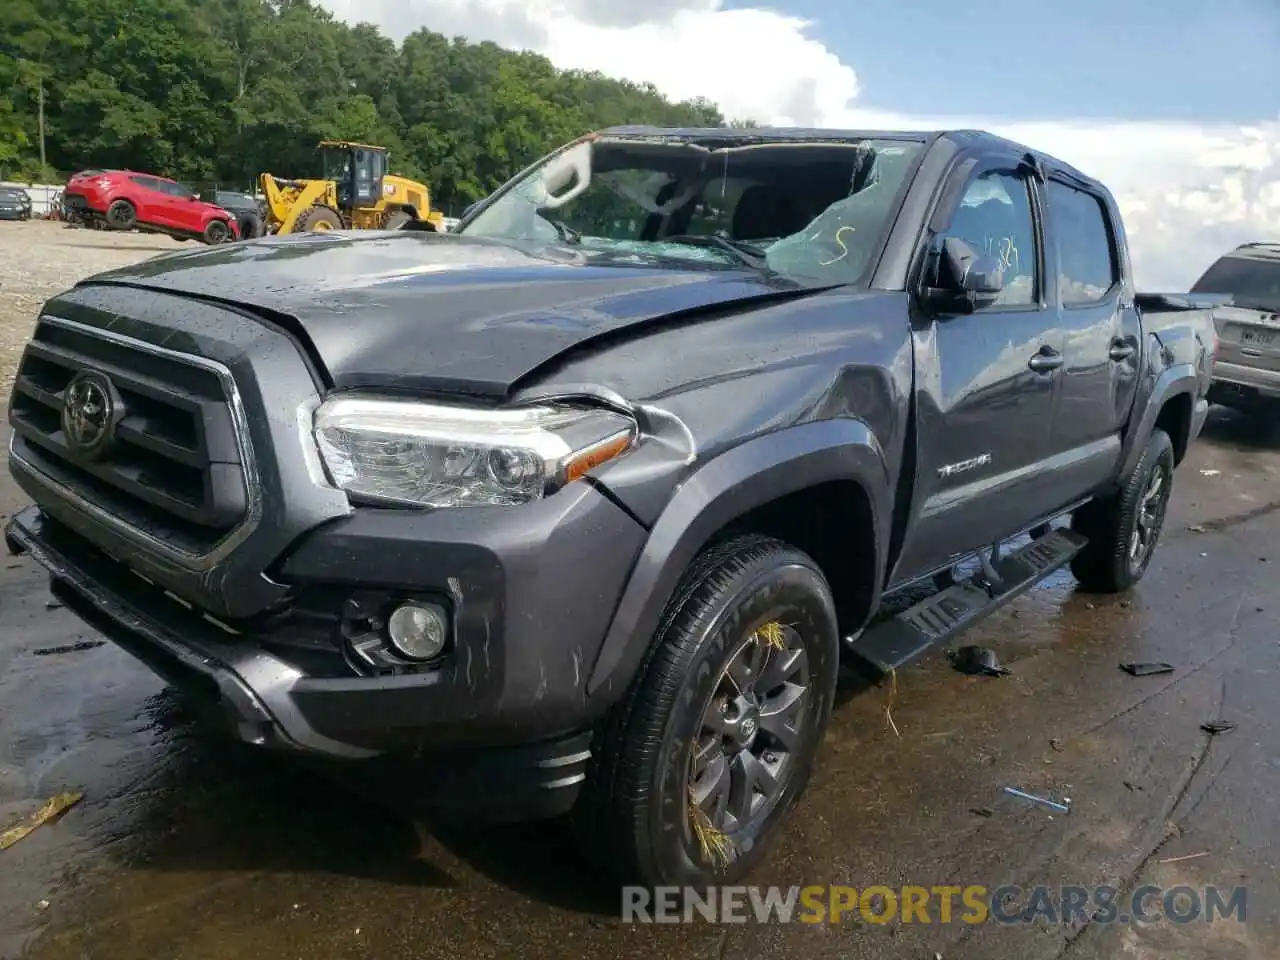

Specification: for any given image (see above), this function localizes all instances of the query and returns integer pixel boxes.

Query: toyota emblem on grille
[62,370,123,458]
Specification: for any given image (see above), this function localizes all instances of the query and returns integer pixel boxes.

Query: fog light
[386,601,448,661]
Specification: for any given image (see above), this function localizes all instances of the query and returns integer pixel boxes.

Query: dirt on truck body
[5,126,1218,891]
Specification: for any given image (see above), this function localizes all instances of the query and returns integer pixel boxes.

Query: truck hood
[78,231,817,396]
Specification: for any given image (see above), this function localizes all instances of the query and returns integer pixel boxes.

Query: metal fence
[0,182,62,216]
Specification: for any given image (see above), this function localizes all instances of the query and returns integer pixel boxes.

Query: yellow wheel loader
[259,140,445,235]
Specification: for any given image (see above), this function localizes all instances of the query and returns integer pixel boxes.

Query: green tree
[0,0,735,206]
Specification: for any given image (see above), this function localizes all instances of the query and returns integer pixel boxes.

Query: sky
[320,0,1280,290]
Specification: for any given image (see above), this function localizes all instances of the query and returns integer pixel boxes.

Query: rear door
[893,156,1065,582]
[1039,178,1136,501]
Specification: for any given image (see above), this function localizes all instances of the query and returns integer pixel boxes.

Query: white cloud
[322,0,1279,289]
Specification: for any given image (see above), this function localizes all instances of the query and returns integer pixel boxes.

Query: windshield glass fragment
[457,135,924,286]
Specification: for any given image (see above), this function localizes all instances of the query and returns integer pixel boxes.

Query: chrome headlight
[313,396,637,508]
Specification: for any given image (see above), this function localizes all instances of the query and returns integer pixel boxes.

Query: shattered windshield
[456,135,925,286]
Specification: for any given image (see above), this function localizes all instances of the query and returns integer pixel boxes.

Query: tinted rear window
[1191,254,1280,312]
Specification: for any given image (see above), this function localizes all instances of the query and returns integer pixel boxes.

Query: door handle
[1109,340,1136,361]
[1028,347,1063,373]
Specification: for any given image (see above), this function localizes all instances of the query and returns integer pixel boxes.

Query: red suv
[64,171,240,244]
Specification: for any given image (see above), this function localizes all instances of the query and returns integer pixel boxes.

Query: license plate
[1240,327,1276,348]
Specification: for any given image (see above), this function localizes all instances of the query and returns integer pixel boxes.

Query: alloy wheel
[687,621,810,851]
[1129,464,1169,567]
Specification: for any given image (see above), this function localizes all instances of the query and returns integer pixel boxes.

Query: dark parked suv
[198,190,266,239]
[6,127,1216,888]
[0,186,33,220]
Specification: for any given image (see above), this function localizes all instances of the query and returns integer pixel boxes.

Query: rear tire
[105,199,136,230]
[573,534,840,889]
[295,205,343,232]
[1070,428,1175,593]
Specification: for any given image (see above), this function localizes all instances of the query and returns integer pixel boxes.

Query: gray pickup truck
[6,126,1217,888]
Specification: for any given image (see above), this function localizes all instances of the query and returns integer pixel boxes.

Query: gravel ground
[0,221,181,389]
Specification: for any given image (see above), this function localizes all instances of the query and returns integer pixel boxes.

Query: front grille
[9,317,250,556]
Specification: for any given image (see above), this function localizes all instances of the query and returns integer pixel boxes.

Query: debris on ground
[1158,851,1209,864]
[32,640,105,657]
[1199,469,1221,477]
[1003,786,1071,813]
[947,645,1011,677]
[1201,720,1237,735]
[1120,662,1175,677]
[1049,738,1065,752]
[970,806,994,818]
[44,599,64,610]
[0,792,83,851]
[883,667,901,738]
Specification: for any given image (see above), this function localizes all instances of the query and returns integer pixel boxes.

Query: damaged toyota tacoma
[6,127,1217,887]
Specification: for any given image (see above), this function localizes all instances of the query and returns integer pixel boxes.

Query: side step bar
[846,528,1089,676]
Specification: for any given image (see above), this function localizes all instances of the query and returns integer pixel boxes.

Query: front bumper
[6,479,647,819]
[0,208,29,220]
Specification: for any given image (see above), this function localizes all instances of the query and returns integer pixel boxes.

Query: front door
[1039,178,1135,501]
[129,176,172,228]
[892,162,1064,583]
[351,147,384,207]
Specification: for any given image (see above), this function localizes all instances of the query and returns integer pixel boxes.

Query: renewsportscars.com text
[622,884,1247,925]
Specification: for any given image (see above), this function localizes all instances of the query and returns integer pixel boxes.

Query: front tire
[1070,428,1175,593]
[294,205,343,232]
[202,220,231,244]
[574,534,840,888]
[238,213,263,239]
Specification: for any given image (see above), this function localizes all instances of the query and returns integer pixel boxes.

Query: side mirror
[923,236,1005,314]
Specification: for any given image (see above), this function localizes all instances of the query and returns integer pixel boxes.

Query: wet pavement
[2,407,1279,960]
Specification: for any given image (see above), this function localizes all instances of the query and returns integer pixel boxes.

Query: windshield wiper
[535,209,581,245]
[660,234,767,268]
